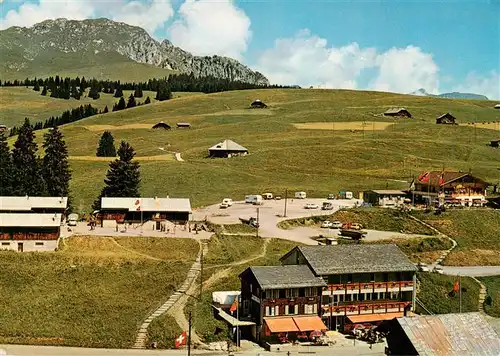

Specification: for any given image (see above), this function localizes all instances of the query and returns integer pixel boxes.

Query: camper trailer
[262,193,273,200]
[295,191,307,199]
[245,195,263,205]
[67,213,79,226]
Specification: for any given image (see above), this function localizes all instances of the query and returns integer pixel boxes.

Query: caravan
[245,195,263,205]
[295,191,307,199]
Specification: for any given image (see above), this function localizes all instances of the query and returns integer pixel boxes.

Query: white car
[222,198,233,206]
[219,203,229,209]
[321,221,333,228]
[304,203,319,209]
[331,221,343,229]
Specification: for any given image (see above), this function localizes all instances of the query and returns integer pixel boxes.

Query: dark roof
[416,171,488,187]
[152,121,171,129]
[282,244,417,275]
[437,112,456,120]
[242,265,327,289]
[396,313,500,355]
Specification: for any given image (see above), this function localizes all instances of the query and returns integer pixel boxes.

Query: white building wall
[0,239,59,252]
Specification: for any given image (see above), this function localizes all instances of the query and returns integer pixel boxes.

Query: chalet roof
[100,197,191,213]
[384,108,409,114]
[0,213,63,227]
[209,139,248,152]
[152,121,171,129]
[437,112,456,119]
[0,196,68,211]
[415,171,489,187]
[395,313,500,355]
[368,190,406,196]
[241,265,327,290]
[282,244,417,275]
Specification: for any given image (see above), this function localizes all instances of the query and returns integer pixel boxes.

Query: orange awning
[292,316,328,331]
[264,318,299,333]
[347,312,409,324]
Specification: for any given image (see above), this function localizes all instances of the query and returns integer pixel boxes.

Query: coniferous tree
[33,81,40,91]
[41,86,48,96]
[114,86,123,97]
[42,126,71,198]
[155,81,172,101]
[92,141,140,210]
[126,93,137,108]
[134,86,143,98]
[11,118,46,196]
[0,133,13,195]
[116,97,126,110]
[88,85,100,100]
[96,131,116,157]
[144,96,151,104]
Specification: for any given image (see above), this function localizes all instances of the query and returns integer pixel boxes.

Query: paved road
[441,266,500,277]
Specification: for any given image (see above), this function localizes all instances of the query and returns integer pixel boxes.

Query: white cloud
[256,30,440,94]
[169,0,251,60]
[453,71,500,100]
[0,0,174,34]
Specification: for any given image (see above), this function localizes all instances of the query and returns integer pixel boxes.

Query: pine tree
[88,85,100,100]
[134,86,143,98]
[41,86,48,96]
[155,81,172,101]
[11,118,46,196]
[42,126,71,198]
[116,97,126,110]
[92,141,140,210]
[126,93,137,108]
[103,105,109,113]
[144,96,151,104]
[0,132,13,195]
[114,86,123,97]
[33,81,40,91]
[96,131,116,157]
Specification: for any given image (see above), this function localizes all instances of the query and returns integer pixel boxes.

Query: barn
[208,139,248,158]
[436,113,457,124]
[384,108,412,118]
[98,197,192,228]
[250,99,268,109]
[152,121,171,130]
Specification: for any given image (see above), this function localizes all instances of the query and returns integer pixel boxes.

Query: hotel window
[249,284,252,293]
[304,287,315,297]
[266,290,279,299]
[287,288,299,298]
[305,304,314,314]
[1,242,10,246]
[359,293,365,301]
[35,242,44,246]
[390,292,399,300]
[266,306,277,316]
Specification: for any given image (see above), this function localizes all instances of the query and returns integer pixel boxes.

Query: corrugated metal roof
[292,244,417,275]
[100,197,191,212]
[248,265,327,289]
[0,196,68,211]
[0,213,62,227]
[209,139,248,152]
[397,313,500,356]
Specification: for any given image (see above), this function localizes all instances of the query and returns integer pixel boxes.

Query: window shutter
[285,305,289,315]
[265,306,270,316]
[313,304,318,314]
[294,305,299,314]
[275,306,279,316]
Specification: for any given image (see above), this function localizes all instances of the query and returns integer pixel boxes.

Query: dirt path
[110,238,165,262]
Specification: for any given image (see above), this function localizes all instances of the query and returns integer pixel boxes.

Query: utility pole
[188,312,192,356]
[284,189,288,217]
[199,246,203,301]
[459,275,462,313]
[256,207,260,238]
[236,294,240,348]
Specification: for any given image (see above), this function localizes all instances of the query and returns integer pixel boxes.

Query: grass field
[293,121,393,131]
[478,276,500,317]
[414,210,500,266]
[0,236,198,348]
[416,272,479,314]
[4,88,500,213]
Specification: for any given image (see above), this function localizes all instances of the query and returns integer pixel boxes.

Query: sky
[0,0,499,99]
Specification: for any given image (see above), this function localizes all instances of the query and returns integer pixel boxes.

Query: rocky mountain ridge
[410,88,489,100]
[0,18,269,85]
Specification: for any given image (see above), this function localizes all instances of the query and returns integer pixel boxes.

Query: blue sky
[1,0,499,98]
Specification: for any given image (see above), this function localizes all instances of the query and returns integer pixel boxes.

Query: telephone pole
[188,312,192,356]
[256,207,260,238]
[199,246,203,300]
[284,189,288,217]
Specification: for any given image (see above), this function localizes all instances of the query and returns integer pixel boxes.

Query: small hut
[383,108,412,118]
[176,122,191,128]
[436,113,457,125]
[494,104,500,109]
[152,121,171,130]
[250,99,268,109]
[208,139,248,158]
[490,140,500,148]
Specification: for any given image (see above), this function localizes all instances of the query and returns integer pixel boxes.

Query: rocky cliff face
[0,18,269,85]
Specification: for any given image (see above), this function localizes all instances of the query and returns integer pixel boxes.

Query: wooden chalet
[208,139,248,158]
[383,108,412,118]
[490,139,499,148]
[152,121,171,130]
[412,171,489,207]
[239,265,327,343]
[280,244,416,332]
[250,99,268,109]
[436,113,457,125]
[176,122,191,128]
[98,197,191,228]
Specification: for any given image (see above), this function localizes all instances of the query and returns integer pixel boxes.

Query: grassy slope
[416,272,479,314]
[478,276,500,317]
[0,236,198,348]
[414,210,500,265]
[0,86,199,128]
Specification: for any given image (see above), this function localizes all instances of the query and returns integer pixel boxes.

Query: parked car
[222,198,233,206]
[321,220,333,228]
[417,262,430,272]
[263,193,273,200]
[328,194,336,200]
[220,202,229,209]
[275,196,282,200]
[67,213,79,226]
[304,203,319,209]
[331,221,342,229]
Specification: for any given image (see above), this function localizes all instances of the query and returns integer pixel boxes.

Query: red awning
[292,316,328,331]
[264,318,299,333]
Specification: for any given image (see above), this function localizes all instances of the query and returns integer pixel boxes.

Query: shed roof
[437,112,456,119]
[209,139,248,152]
[0,213,63,227]
[384,108,409,114]
[396,313,500,356]
[241,265,327,289]
[368,190,406,195]
[0,196,68,211]
[100,197,191,212]
[282,244,417,275]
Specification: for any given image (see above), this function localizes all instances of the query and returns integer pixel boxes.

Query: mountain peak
[409,88,488,100]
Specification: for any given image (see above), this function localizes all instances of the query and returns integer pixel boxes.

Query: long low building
[98,197,192,227]
[0,213,63,252]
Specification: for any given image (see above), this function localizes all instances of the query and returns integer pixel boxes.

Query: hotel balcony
[322,300,412,317]
[322,281,414,295]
